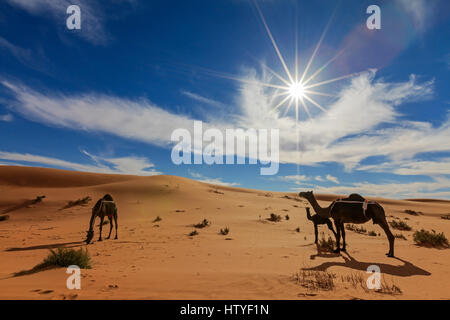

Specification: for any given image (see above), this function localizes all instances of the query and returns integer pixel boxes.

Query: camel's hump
[343,193,366,202]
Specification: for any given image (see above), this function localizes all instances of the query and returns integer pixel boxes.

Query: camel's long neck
[88,209,97,232]
[306,208,313,221]
[307,196,330,218]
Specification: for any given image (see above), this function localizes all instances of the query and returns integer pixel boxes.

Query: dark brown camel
[306,207,337,244]
[85,194,118,244]
[299,191,395,257]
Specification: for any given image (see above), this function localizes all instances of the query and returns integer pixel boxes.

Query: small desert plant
[367,230,377,237]
[346,224,367,234]
[153,216,162,223]
[340,273,366,290]
[267,213,282,222]
[32,195,46,204]
[220,227,230,235]
[317,235,335,252]
[413,229,449,247]
[295,270,336,291]
[189,230,199,237]
[295,227,300,233]
[376,281,402,295]
[15,248,91,277]
[62,196,92,210]
[389,220,412,231]
[395,233,407,240]
[0,215,10,222]
[285,214,290,220]
[404,209,421,216]
[194,219,210,228]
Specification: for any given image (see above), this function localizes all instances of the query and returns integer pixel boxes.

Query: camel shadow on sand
[304,251,431,277]
[5,241,84,252]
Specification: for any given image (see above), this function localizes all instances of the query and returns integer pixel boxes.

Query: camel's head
[85,230,94,244]
[299,190,314,200]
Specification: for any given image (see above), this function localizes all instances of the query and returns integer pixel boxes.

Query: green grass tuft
[413,229,448,248]
[267,213,282,222]
[389,220,412,231]
[194,219,210,228]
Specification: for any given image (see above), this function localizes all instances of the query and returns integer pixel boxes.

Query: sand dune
[0,166,449,299]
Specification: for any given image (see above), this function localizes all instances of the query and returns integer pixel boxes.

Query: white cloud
[310,177,450,200]
[396,0,435,33]
[181,90,226,109]
[325,174,339,184]
[357,158,450,176]
[0,114,13,122]
[1,69,444,175]
[188,170,239,187]
[0,37,31,63]
[277,175,310,185]
[315,176,324,182]
[0,150,160,176]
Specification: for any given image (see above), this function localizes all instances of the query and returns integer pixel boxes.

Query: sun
[288,82,305,99]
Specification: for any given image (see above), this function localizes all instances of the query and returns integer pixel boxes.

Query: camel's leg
[340,222,347,251]
[379,219,395,257]
[333,220,341,253]
[326,220,337,239]
[106,216,113,239]
[314,223,318,244]
[98,215,104,241]
[113,211,118,240]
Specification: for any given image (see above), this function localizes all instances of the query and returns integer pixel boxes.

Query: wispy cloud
[0,114,13,122]
[396,0,436,33]
[0,150,161,176]
[1,68,444,177]
[0,37,31,63]
[325,174,339,184]
[181,90,226,109]
[188,170,239,187]
[311,177,450,199]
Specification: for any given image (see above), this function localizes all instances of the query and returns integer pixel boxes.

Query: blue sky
[0,0,449,199]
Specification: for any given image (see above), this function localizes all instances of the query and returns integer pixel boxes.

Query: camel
[85,194,118,244]
[299,191,395,257]
[306,207,337,244]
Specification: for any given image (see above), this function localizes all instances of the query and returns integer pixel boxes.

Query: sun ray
[272,94,292,113]
[302,50,345,86]
[282,97,295,117]
[254,0,295,83]
[259,62,291,86]
[303,89,336,97]
[302,94,327,112]
[304,72,361,90]
[299,10,335,84]
[299,98,313,120]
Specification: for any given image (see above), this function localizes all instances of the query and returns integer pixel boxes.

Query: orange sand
[0,166,449,300]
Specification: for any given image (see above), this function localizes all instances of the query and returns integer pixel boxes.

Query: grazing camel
[306,207,337,244]
[85,194,118,244]
[299,191,395,257]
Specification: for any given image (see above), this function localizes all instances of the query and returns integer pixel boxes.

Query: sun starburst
[251,0,359,122]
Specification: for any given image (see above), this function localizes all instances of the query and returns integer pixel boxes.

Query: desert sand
[0,166,449,300]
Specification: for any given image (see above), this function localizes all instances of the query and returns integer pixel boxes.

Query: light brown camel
[299,191,395,257]
[85,194,118,244]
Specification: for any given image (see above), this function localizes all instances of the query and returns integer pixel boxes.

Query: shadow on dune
[5,241,84,252]
[304,252,431,277]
